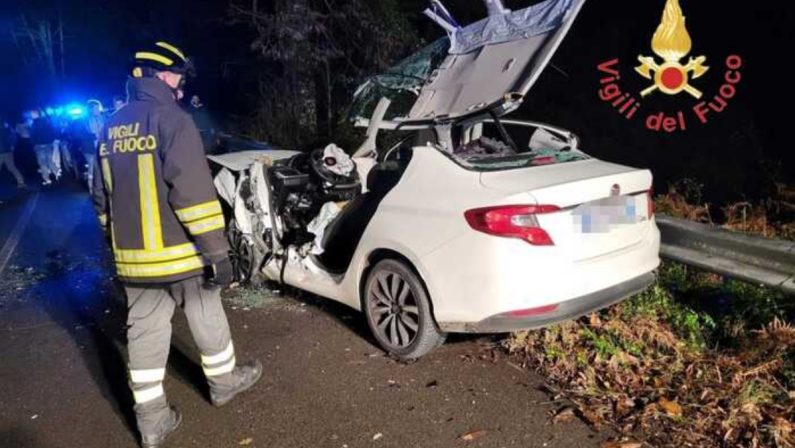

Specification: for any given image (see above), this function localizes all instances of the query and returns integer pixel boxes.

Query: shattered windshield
[349,37,450,122]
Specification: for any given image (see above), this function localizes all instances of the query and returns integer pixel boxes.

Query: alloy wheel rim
[368,271,420,349]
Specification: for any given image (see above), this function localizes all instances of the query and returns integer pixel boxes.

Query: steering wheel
[309,147,345,185]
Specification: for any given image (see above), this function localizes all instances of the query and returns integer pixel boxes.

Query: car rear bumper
[438,271,655,333]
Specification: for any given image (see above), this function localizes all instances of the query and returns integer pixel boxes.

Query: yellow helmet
[132,41,195,78]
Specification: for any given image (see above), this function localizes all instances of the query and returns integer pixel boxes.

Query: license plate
[573,196,640,234]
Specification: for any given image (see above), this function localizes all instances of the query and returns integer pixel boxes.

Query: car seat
[316,159,408,273]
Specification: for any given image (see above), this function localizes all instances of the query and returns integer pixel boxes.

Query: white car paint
[230,140,659,332]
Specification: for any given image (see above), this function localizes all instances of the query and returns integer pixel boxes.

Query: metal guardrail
[657,215,795,294]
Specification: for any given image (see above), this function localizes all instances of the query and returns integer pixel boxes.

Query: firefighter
[92,42,262,448]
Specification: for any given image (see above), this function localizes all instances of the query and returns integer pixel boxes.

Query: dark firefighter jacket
[92,77,229,284]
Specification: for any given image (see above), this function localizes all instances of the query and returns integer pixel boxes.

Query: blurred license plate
[573,196,640,233]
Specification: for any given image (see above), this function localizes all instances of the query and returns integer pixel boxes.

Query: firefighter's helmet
[132,41,195,78]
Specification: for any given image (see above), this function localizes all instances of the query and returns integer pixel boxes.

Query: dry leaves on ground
[458,429,488,442]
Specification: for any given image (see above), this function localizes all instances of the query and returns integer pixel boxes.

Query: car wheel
[228,220,255,283]
[364,259,446,360]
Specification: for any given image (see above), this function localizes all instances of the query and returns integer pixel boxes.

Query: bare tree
[11,8,67,94]
[229,0,418,148]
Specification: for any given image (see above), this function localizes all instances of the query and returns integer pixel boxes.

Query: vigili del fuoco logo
[596,0,743,132]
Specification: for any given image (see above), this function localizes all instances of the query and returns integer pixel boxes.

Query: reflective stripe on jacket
[92,77,229,284]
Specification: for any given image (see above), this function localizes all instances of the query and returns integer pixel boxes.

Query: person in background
[49,115,67,181]
[188,95,217,153]
[14,113,34,181]
[30,108,58,186]
[0,120,26,188]
[15,112,32,142]
[55,115,78,179]
[84,99,106,190]
[112,95,126,115]
[189,94,203,109]
[87,100,105,145]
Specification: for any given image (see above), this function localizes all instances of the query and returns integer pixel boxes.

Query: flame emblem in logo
[635,0,709,99]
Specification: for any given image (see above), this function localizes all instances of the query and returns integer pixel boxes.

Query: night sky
[1,0,792,200]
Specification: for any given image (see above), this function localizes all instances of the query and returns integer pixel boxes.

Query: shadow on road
[0,427,46,447]
[33,245,215,432]
[34,245,137,434]
[20,184,208,437]
[275,284,494,355]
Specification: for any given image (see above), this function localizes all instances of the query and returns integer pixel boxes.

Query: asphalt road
[0,182,608,448]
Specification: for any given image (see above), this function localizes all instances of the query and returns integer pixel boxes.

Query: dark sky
[1,0,792,199]
[529,0,795,199]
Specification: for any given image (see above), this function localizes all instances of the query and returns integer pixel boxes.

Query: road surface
[0,181,609,448]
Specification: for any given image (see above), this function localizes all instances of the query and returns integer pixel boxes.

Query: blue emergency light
[66,105,86,117]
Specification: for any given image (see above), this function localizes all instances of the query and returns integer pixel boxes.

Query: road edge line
[0,193,40,275]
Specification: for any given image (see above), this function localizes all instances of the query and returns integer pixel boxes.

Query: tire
[228,220,256,284]
[363,259,446,360]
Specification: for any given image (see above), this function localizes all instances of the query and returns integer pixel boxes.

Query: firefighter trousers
[124,276,238,434]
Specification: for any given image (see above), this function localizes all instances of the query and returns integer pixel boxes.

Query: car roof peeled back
[405,0,586,125]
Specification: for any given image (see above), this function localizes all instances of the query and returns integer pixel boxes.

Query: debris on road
[457,429,488,442]
[0,265,46,303]
[601,441,643,448]
[223,283,281,309]
[552,407,576,424]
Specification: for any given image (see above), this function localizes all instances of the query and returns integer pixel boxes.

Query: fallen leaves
[238,437,254,446]
[502,271,795,448]
[601,441,643,448]
[733,359,784,385]
[457,430,488,442]
[615,396,636,418]
[552,407,576,424]
[657,398,683,417]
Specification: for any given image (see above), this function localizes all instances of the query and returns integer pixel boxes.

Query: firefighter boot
[209,360,263,407]
[139,405,182,448]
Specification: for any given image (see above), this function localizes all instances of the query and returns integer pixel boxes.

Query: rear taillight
[647,189,655,218]
[464,205,560,246]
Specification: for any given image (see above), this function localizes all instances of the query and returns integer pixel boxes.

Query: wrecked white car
[208,0,660,360]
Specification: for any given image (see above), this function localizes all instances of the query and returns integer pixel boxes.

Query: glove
[210,257,235,287]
